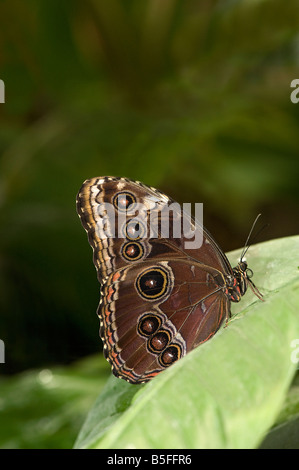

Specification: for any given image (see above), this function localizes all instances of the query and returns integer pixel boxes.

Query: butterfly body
[76,176,253,384]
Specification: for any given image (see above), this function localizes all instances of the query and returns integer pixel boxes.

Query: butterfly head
[230,258,263,302]
[227,260,249,302]
[228,214,264,302]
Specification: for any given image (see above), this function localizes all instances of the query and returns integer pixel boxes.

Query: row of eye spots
[138,313,182,367]
[113,192,180,368]
[114,191,147,263]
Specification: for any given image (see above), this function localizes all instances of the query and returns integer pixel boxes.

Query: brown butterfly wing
[99,259,229,384]
[77,176,233,383]
[76,177,233,280]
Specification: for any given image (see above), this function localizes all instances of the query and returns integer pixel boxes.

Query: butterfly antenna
[238,214,266,302]
[240,213,263,261]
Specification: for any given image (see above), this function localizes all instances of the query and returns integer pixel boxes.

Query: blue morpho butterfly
[76,177,262,384]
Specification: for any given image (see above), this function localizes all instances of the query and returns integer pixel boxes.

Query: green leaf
[259,371,299,449]
[74,236,299,449]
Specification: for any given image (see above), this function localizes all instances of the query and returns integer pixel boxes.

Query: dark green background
[0,0,299,377]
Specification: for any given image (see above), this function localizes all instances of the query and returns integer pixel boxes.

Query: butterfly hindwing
[99,259,228,383]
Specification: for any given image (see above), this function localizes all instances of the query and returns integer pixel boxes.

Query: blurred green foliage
[0,355,109,448]
[0,0,299,382]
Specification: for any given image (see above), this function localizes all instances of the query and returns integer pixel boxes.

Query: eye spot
[135,267,169,300]
[121,242,144,261]
[159,345,181,366]
[113,192,136,212]
[138,314,161,337]
[124,219,146,240]
[148,330,170,353]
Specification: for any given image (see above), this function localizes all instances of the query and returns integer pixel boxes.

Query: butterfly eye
[239,260,248,272]
[148,330,170,353]
[136,267,169,300]
[113,192,136,212]
[138,313,161,337]
[159,345,181,367]
[125,219,146,240]
[121,241,144,261]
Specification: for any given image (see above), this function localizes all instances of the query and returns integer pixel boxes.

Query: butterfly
[76,176,262,384]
